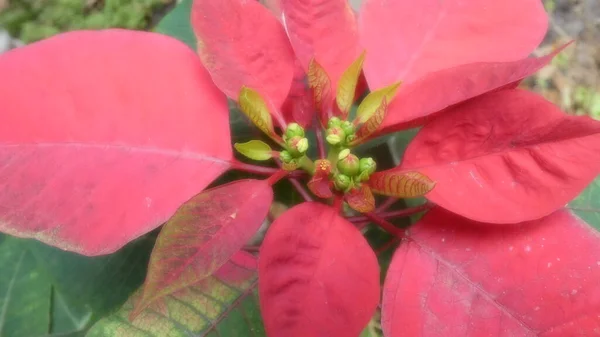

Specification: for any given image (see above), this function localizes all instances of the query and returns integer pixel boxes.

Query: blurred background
[1,0,598,119]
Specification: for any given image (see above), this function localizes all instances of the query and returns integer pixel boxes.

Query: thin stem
[288,177,314,202]
[364,213,405,238]
[243,245,260,252]
[298,156,315,174]
[230,159,279,175]
[333,195,344,213]
[375,238,401,255]
[346,203,433,223]
[375,197,398,213]
[314,126,326,159]
[232,159,305,178]
[266,169,289,185]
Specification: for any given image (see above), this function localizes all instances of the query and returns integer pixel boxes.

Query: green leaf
[0,234,154,337]
[0,237,52,337]
[355,83,401,125]
[234,140,273,161]
[570,176,600,231]
[86,252,266,337]
[154,0,196,49]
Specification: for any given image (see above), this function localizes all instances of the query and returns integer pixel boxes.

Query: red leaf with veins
[375,46,568,135]
[382,207,600,336]
[358,0,548,88]
[131,179,273,319]
[281,0,360,89]
[387,89,600,223]
[258,202,380,337]
[0,30,231,255]
[191,0,295,109]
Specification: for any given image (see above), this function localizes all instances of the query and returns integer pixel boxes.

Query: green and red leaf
[359,0,548,88]
[394,89,600,223]
[88,252,264,336]
[382,207,600,336]
[191,0,296,109]
[369,171,435,198]
[345,184,376,213]
[0,30,231,255]
[132,179,273,318]
[336,51,366,117]
[258,202,380,336]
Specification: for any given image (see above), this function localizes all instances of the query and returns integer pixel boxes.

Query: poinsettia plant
[1,0,599,336]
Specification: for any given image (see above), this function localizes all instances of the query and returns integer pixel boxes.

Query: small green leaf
[356,82,401,124]
[234,140,273,161]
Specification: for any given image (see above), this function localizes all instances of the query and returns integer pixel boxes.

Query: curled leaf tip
[345,184,375,213]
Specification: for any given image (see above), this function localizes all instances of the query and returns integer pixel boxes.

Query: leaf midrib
[0,142,230,165]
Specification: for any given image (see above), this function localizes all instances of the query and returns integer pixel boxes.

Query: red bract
[382,208,600,336]
[258,202,380,336]
[378,89,600,223]
[0,30,232,255]
[1,0,600,336]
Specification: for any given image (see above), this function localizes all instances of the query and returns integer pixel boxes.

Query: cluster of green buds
[279,123,309,170]
[325,117,357,147]
[332,149,376,192]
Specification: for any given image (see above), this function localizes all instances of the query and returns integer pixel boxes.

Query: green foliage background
[0,0,170,43]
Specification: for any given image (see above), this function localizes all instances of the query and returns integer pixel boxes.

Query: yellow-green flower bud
[279,150,294,163]
[327,117,342,128]
[337,151,360,176]
[296,138,309,154]
[333,173,351,191]
[326,126,346,146]
[359,157,377,175]
[340,120,355,137]
[357,170,370,182]
[284,123,305,139]
[338,148,351,160]
[287,136,309,156]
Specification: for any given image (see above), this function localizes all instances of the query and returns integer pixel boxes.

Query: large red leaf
[358,0,548,89]
[132,179,273,317]
[374,47,567,135]
[0,30,231,255]
[258,202,380,336]
[280,0,360,89]
[191,0,296,109]
[382,207,600,336]
[381,89,600,223]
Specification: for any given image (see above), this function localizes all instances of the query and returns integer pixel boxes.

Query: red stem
[232,159,305,178]
[347,203,433,224]
[364,213,405,238]
[288,177,314,202]
[375,197,398,213]
[266,169,289,185]
[333,195,344,213]
[375,238,401,255]
[230,159,279,175]
[314,125,326,159]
